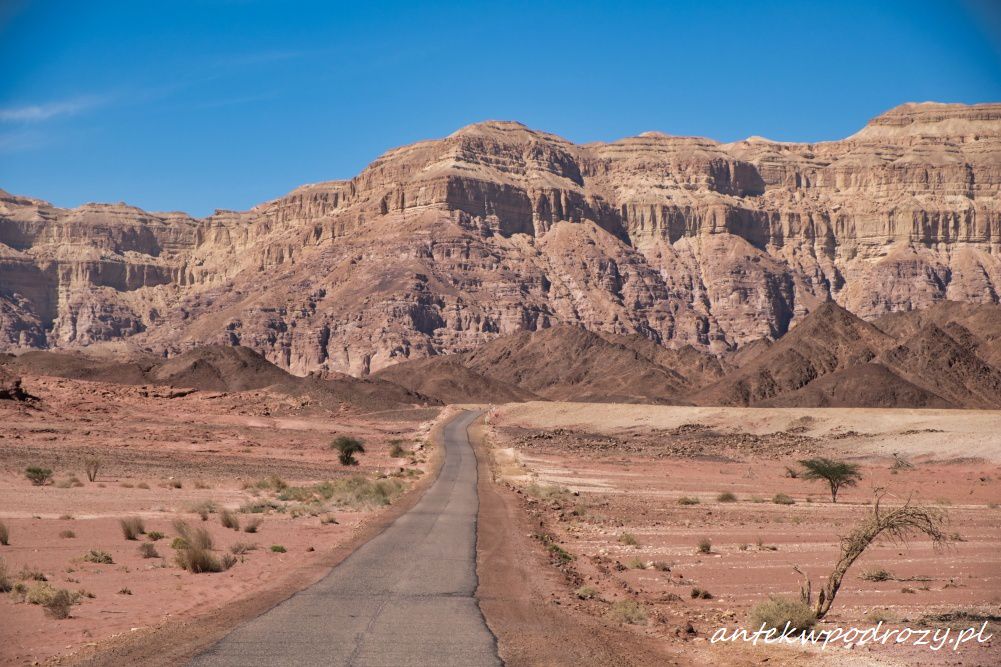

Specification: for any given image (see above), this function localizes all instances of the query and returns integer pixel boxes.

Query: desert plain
[4,369,999,666]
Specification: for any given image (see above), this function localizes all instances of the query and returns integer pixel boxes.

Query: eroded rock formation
[1,102,999,375]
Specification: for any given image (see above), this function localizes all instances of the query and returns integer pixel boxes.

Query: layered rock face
[1,102,999,375]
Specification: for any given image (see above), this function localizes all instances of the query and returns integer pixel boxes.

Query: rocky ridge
[1,102,999,375]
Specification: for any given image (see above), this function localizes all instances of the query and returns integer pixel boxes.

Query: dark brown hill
[879,324,1001,409]
[458,326,689,403]
[757,363,953,409]
[1,345,433,412]
[875,301,1001,367]
[372,357,539,404]
[597,333,727,389]
[692,301,893,406]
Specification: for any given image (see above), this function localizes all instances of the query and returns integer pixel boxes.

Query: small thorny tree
[795,491,947,620]
[799,457,862,502]
[332,436,365,466]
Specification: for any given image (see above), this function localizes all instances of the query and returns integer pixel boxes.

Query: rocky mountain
[378,301,1001,408]
[2,102,1000,376]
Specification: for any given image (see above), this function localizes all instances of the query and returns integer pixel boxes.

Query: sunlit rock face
[2,102,999,375]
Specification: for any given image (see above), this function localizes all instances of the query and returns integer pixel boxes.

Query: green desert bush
[575,586,597,600]
[749,596,817,633]
[716,491,738,503]
[119,516,145,540]
[270,544,287,553]
[772,493,795,505]
[798,457,862,503]
[606,599,647,625]
[25,466,53,486]
[677,496,700,505]
[147,531,164,541]
[331,436,365,466]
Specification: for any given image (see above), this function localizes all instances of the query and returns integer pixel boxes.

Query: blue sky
[1,0,999,217]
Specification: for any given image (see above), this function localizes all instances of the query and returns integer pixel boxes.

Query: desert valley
[1,101,1000,666]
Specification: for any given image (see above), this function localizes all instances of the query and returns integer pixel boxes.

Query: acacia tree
[799,457,861,502]
[332,436,365,466]
[795,492,946,619]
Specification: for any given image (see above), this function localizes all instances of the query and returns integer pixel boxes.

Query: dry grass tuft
[119,517,145,540]
[219,509,240,531]
[172,520,231,573]
[83,550,114,564]
[860,567,893,582]
[618,532,639,547]
[750,596,816,633]
[139,542,159,559]
[606,599,647,625]
[0,558,11,592]
[229,542,257,555]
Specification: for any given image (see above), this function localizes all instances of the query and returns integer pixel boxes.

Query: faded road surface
[191,410,501,667]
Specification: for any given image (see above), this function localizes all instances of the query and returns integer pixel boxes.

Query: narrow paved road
[191,410,501,667]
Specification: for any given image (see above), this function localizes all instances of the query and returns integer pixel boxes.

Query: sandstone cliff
[1,102,999,375]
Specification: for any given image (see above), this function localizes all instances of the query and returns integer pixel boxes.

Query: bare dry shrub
[84,457,101,482]
[795,492,947,619]
[119,517,145,540]
[0,558,11,592]
[220,509,240,531]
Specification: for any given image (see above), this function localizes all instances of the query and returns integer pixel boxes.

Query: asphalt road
[191,410,502,667]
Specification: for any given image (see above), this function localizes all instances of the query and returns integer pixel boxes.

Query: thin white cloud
[0,95,105,123]
[0,128,51,153]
